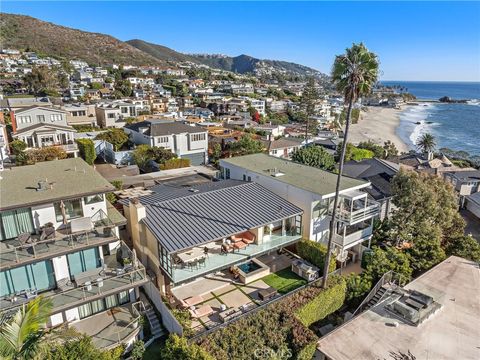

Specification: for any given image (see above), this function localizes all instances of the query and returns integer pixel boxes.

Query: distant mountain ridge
[1,13,324,77]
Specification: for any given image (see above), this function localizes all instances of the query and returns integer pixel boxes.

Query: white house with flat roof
[220,154,379,264]
[316,256,480,360]
[0,158,148,349]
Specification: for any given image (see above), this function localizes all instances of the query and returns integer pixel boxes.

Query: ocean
[380,81,480,156]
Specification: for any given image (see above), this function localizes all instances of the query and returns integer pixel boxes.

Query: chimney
[37,179,50,191]
[427,151,434,161]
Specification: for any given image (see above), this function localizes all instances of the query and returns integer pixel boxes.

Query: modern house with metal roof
[124,120,209,165]
[0,158,147,349]
[220,154,380,264]
[123,180,303,293]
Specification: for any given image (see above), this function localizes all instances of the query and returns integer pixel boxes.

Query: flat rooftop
[316,256,480,360]
[0,158,114,210]
[221,153,367,197]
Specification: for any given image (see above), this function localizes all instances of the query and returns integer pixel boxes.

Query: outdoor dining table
[176,247,205,263]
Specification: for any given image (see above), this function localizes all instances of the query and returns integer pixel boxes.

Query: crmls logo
[254,347,293,359]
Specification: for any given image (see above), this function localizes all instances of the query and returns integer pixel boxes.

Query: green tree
[0,297,53,359]
[323,43,380,288]
[300,77,319,140]
[210,143,222,166]
[443,235,480,262]
[383,140,399,157]
[358,140,385,158]
[47,335,124,360]
[363,246,412,284]
[95,129,129,151]
[76,139,96,165]
[163,334,214,360]
[132,144,153,171]
[345,273,372,308]
[23,66,61,95]
[291,146,335,170]
[10,139,27,155]
[416,133,436,154]
[228,134,264,156]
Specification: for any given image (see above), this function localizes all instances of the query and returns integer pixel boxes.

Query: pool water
[238,261,261,273]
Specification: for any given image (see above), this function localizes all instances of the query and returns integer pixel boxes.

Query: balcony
[328,192,379,225]
[71,302,143,349]
[0,242,148,314]
[169,231,302,284]
[0,211,119,271]
[333,222,373,248]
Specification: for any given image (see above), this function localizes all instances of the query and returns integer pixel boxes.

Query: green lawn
[262,268,307,294]
[143,338,165,359]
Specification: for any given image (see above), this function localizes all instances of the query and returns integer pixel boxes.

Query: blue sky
[3,1,480,81]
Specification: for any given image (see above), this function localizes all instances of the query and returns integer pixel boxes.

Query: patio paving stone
[212,283,237,297]
[241,280,272,301]
[219,288,253,309]
[200,298,223,328]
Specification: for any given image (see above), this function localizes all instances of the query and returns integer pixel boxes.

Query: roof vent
[37,179,51,191]
[270,168,284,177]
[188,188,199,193]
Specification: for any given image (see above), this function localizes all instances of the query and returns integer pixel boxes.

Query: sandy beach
[348,106,411,153]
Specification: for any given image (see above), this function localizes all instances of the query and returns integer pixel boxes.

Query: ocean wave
[467,99,480,106]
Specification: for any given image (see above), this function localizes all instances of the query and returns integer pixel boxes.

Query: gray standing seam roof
[141,182,303,253]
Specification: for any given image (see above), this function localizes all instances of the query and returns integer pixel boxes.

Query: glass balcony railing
[0,210,118,271]
[328,199,380,225]
[169,231,302,284]
[0,245,148,314]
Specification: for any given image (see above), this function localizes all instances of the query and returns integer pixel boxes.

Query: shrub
[292,146,335,171]
[172,309,192,337]
[95,128,129,151]
[296,240,336,276]
[111,180,123,190]
[130,340,145,360]
[17,146,67,165]
[294,275,347,327]
[10,139,27,155]
[164,334,214,360]
[345,273,372,308]
[160,158,190,170]
[76,138,96,165]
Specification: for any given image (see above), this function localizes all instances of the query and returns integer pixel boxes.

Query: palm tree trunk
[321,95,354,288]
[305,117,309,143]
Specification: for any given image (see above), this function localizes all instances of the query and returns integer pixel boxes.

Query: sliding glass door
[67,248,101,279]
[0,260,55,297]
[0,207,34,241]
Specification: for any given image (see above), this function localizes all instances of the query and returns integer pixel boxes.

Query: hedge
[160,158,190,170]
[294,275,347,327]
[296,240,336,276]
[76,138,96,165]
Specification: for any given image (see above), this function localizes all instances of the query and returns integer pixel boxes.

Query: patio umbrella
[59,200,68,225]
[132,248,138,269]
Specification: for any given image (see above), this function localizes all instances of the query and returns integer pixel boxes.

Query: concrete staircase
[144,303,166,339]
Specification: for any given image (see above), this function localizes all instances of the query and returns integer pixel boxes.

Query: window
[312,200,328,219]
[54,199,83,222]
[247,176,251,182]
[121,107,128,114]
[36,115,45,122]
[225,168,230,180]
[0,207,34,241]
[243,174,246,181]
[50,114,62,122]
[107,113,116,119]
[78,291,130,319]
[84,194,103,205]
[67,248,101,278]
[0,260,55,297]
[18,116,31,124]
[191,133,206,142]
[157,136,169,144]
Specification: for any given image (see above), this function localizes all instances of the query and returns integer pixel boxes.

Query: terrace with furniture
[169,251,306,334]
[0,209,119,271]
[0,241,148,317]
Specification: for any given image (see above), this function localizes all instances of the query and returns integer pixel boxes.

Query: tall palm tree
[416,133,436,154]
[0,297,53,360]
[322,43,379,288]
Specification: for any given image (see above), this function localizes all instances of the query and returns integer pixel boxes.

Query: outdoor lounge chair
[180,295,204,308]
[232,240,248,251]
[231,231,256,245]
[189,304,214,319]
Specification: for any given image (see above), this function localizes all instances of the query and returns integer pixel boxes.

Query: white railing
[333,227,373,247]
[330,200,380,224]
